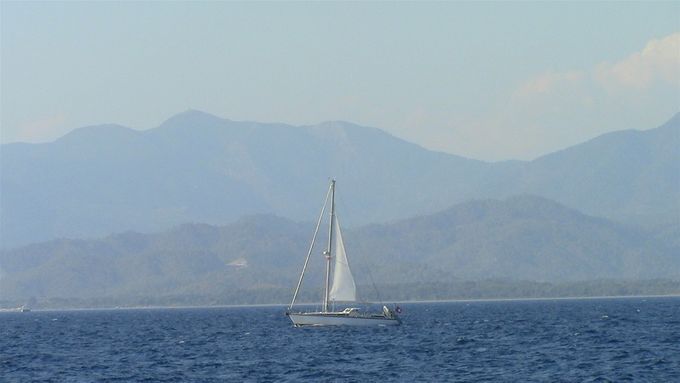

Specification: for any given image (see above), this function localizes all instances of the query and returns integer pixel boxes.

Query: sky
[1,2,678,161]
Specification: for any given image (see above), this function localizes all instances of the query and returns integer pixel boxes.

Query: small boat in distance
[286,180,400,326]
[0,305,31,313]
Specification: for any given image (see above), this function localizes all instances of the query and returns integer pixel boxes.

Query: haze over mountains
[2,196,678,306]
[1,111,678,306]
[1,110,678,249]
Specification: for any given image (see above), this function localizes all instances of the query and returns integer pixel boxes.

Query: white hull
[287,312,400,327]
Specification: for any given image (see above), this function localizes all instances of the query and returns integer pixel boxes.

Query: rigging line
[288,183,332,310]
[366,267,383,306]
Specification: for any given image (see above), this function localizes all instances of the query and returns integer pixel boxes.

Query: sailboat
[286,180,400,326]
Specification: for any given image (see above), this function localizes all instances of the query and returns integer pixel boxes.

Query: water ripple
[1,297,679,381]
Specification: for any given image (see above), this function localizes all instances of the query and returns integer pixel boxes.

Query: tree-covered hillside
[2,196,678,307]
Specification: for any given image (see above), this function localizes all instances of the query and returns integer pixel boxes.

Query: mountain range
[2,195,678,306]
[1,110,678,248]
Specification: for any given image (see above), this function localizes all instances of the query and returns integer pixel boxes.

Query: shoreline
[5,293,679,313]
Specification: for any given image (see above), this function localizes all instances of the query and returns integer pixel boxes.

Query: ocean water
[2,297,679,382]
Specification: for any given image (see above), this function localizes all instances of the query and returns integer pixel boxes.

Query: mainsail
[329,216,356,302]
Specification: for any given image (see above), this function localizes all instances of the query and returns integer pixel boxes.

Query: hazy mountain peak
[304,119,427,156]
[420,195,590,227]
[663,111,680,126]
[655,111,680,135]
[156,109,227,129]
[314,120,362,129]
[57,123,139,144]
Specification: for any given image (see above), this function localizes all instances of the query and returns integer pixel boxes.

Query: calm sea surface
[2,297,679,382]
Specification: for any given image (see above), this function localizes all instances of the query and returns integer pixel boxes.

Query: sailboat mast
[323,179,335,312]
[288,183,332,311]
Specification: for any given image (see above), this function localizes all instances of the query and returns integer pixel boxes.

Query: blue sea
[2,297,679,382]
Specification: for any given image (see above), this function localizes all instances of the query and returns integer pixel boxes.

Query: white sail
[329,216,356,302]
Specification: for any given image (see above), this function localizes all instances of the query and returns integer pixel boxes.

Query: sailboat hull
[287,312,400,327]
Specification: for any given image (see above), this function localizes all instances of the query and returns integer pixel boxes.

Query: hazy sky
[1,2,678,160]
